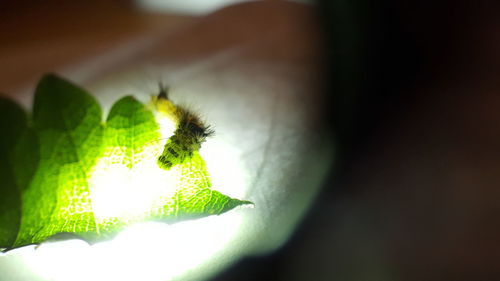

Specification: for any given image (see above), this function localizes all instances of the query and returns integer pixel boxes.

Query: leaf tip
[38,73,63,85]
[36,73,81,92]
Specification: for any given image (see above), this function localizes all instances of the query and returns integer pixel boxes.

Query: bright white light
[1,212,244,281]
[1,111,251,281]
[89,146,178,221]
[88,112,178,223]
[201,138,247,198]
[27,239,91,281]
[136,0,253,15]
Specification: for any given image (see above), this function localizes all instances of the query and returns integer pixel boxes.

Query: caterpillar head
[177,107,214,144]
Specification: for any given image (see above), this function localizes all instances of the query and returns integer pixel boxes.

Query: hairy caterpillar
[152,85,214,170]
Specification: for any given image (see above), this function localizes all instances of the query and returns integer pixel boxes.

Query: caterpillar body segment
[152,87,214,170]
[149,86,179,125]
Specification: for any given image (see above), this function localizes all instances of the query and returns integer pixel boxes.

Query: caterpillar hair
[155,88,214,170]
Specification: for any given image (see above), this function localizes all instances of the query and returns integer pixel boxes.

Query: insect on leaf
[0,74,252,250]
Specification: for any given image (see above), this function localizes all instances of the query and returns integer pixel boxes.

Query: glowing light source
[1,126,249,280]
[88,143,178,221]
[2,212,244,281]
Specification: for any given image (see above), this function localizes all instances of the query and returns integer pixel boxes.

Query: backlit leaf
[0,74,251,249]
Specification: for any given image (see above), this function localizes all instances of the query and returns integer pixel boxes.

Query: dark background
[215,1,500,281]
[0,0,193,95]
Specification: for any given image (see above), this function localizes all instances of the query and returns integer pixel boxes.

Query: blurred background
[0,0,193,96]
[2,0,500,280]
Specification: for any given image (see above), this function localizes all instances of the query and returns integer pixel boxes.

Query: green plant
[0,74,251,250]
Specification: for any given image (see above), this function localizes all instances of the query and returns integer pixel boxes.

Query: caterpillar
[153,85,214,170]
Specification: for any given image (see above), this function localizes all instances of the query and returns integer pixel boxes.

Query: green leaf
[0,97,27,248]
[89,95,162,238]
[1,74,251,249]
[14,74,104,247]
[160,151,253,220]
